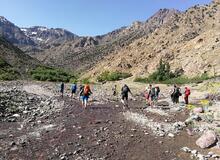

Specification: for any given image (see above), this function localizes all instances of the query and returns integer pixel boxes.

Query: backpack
[174,87,182,96]
[150,87,156,96]
[186,88,191,96]
[122,85,129,94]
[156,86,160,93]
[71,84,77,91]
[84,85,90,96]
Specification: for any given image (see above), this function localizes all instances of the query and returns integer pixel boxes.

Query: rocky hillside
[87,0,220,78]
[34,9,179,72]
[0,37,40,76]
[21,26,78,50]
[0,16,35,47]
[0,17,78,52]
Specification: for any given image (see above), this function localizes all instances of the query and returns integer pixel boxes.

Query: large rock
[196,130,217,149]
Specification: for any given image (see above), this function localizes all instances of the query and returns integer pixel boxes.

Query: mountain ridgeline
[0,0,220,80]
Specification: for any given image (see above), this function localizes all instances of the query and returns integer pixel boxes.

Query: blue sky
[0,0,212,36]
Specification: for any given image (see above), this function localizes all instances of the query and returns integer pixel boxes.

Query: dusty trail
[2,81,220,160]
[0,92,199,160]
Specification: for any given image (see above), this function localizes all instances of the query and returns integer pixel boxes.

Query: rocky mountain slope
[34,9,179,72]
[0,17,78,52]
[87,0,220,78]
[0,37,40,76]
[0,16,35,47]
[21,26,79,51]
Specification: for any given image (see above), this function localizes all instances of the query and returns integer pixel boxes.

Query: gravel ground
[0,80,219,160]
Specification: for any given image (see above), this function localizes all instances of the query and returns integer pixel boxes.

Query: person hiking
[71,83,77,98]
[121,84,133,109]
[59,82,65,98]
[184,87,191,104]
[171,85,182,104]
[146,84,156,107]
[155,86,160,101]
[81,84,92,109]
[112,84,117,96]
[79,84,84,101]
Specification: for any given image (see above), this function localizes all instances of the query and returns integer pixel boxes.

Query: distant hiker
[71,83,77,98]
[81,84,92,108]
[60,82,65,98]
[79,84,84,101]
[171,85,182,104]
[112,85,117,96]
[121,84,133,109]
[146,84,156,106]
[155,86,160,100]
[184,87,191,104]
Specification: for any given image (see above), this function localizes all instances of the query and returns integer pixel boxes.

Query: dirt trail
[1,80,220,160]
[0,95,199,160]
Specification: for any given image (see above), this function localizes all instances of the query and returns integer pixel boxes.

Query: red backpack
[84,85,90,96]
[186,88,191,96]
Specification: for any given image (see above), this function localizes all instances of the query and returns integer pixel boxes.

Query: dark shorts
[60,89,64,93]
[122,94,128,100]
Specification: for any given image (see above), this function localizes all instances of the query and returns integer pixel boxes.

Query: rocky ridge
[86,1,220,78]
[35,9,179,72]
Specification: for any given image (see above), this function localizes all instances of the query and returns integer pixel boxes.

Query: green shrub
[147,59,176,82]
[133,77,148,83]
[0,72,18,81]
[134,74,211,85]
[97,71,132,82]
[81,77,90,84]
[30,67,77,82]
[0,58,19,80]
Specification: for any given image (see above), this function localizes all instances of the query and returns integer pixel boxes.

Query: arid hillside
[87,0,220,78]
[33,9,178,72]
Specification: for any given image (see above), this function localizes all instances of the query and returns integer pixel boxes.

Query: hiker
[184,87,191,104]
[171,85,182,104]
[112,84,117,96]
[79,84,84,101]
[80,84,92,108]
[121,84,133,109]
[71,82,77,98]
[60,82,65,98]
[155,86,160,101]
[146,84,156,107]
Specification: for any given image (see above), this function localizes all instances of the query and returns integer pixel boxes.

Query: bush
[134,74,211,85]
[0,72,19,81]
[147,59,176,82]
[97,71,132,82]
[30,67,77,82]
[0,58,19,81]
[81,77,90,84]
[133,77,148,83]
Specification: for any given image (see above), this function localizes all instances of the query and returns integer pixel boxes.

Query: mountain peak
[0,16,7,22]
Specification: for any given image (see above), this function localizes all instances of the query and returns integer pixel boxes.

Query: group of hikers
[59,82,92,108]
[143,84,191,106]
[59,82,191,109]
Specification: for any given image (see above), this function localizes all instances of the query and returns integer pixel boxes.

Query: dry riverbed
[0,80,220,160]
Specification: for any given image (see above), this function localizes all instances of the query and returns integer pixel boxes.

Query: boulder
[196,130,217,149]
